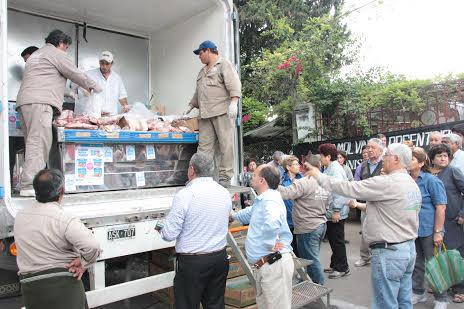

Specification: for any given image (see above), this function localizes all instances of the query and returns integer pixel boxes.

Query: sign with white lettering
[293,122,461,171]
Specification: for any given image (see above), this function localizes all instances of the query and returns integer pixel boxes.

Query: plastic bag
[125,102,153,120]
[425,245,464,293]
[83,92,103,118]
[446,247,464,285]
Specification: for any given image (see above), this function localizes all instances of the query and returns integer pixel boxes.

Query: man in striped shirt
[157,152,232,309]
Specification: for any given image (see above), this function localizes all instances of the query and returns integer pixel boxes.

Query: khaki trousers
[254,253,294,309]
[198,114,234,181]
[18,104,53,190]
[360,212,371,261]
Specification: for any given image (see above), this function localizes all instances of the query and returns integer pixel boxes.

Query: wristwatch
[434,229,443,234]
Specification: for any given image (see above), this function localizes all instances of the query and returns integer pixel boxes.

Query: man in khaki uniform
[16,30,100,196]
[306,143,421,309]
[185,40,241,187]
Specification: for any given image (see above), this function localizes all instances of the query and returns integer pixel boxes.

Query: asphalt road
[1,222,461,308]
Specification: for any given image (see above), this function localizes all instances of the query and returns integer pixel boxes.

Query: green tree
[241,97,269,131]
[245,15,353,126]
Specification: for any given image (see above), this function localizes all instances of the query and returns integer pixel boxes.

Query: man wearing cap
[74,51,129,116]
[185,40,242,187]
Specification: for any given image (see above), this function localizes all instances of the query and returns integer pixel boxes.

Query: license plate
[107,226,136,241]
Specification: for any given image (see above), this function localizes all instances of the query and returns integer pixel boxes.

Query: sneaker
[324,267,334,273]
[433,301,448,309]
[411,293,428,304]
[354,259,370,267]
[328,269,350,279]
[19,189,35,197]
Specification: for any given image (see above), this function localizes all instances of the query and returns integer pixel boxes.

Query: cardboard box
[225,276,256,308]
[153,286,174,306]
[228,262,246,279]
[150,248,175,270]
[172,118,199,132]
[151,104,166,116]
[149,261,175,306]
[149,262,173,275]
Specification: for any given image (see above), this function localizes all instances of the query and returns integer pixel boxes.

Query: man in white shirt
[157,152,232,309]
[74,51,129,115]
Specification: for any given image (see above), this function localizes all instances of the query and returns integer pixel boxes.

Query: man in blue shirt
[157,153,232,309]
[233,164,294,309]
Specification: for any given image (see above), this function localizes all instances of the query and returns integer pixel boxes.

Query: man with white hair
[306,143,421,309]
[268,151,285,177]
[444,133,464,174]
[429,131,444,147]
[354,137,384,267]
[74,51,129,115]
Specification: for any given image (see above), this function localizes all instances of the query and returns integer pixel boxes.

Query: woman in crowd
[429,144,464,304]
[319,143,350,279]
[409,147,448,308]
[243,158,257,187]
[281,155,303,256]
[337,150,354,181]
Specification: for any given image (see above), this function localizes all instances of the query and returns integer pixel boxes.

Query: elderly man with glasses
[306,143,421,309]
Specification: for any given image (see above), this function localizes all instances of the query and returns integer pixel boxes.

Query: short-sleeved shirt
[189,57,241,119]
[75,68,127,115]
[416,172,447,237]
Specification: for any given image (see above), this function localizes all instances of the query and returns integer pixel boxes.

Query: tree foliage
[236,1,449,138]
[241,97,269,132]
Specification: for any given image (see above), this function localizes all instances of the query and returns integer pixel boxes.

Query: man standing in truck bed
[185,40,242,187]
[16,29,100,197]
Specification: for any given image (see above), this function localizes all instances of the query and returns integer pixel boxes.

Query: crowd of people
[12,130,464,309]
[238,131,463,309]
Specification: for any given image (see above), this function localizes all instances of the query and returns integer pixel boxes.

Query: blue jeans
[370,240,416,309]
[296,223,327,285]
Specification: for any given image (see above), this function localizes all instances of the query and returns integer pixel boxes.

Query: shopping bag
[425,246,453,293]
[445,245,464,285]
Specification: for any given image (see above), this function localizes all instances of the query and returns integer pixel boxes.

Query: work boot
[411,293,428,304]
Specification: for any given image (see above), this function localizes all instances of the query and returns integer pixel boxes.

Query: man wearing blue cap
[185,40,242,187]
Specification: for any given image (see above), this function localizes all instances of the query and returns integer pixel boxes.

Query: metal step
[292,281,332,309]
[227,228,332,309]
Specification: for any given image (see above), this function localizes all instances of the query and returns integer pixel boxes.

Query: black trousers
[290,227,299,257]
[327,220,349,272]
[174,248,229,309]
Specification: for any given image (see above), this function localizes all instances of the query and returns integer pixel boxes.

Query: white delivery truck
[0,0,244,307]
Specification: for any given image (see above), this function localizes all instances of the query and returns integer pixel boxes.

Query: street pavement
[0,222,461,308]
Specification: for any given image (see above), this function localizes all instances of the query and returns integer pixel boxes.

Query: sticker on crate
[136,172,146,187]
[74,146,105,185]
[65,174,77,192]
[103,147,113,162]
[126,145,136,161]
[146,144,156,160]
